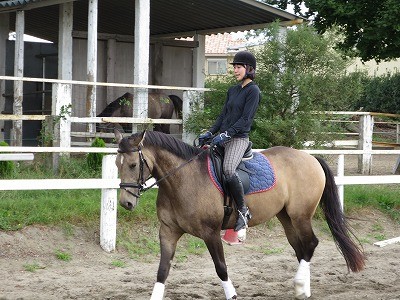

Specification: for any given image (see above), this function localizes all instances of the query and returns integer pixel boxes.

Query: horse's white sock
[293,259,311,299]
[221,278,237,299]
[150,282,165,300]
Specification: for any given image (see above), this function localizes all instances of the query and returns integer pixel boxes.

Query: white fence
[0,148,399,252]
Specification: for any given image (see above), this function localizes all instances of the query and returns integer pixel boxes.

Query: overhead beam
[151,19,304,39]
[72,30,199,48]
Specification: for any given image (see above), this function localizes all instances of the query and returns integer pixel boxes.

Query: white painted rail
[0,153,34,161]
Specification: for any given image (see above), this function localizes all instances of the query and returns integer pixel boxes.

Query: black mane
[140,131,204,160]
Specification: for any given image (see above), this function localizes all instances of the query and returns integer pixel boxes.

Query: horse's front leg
[150,223,183,300]
[204,232,237,300]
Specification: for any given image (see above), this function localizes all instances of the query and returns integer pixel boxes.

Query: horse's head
[114,129,152,211]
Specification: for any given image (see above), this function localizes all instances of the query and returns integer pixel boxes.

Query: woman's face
[233,64,246,81]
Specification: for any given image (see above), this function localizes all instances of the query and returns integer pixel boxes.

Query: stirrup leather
[234,208,251,232]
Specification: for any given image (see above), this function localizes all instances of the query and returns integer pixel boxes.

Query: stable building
[0,0,301,146]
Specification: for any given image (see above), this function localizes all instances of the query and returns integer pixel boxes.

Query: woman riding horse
[114,129,365,300]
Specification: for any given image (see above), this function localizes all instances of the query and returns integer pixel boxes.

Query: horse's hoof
[294,279,311,299]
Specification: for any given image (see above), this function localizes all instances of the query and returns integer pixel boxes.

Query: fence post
[100,154,118,252]
[337,154,344,211]
[182,90,199,144]
[358,114,374,174]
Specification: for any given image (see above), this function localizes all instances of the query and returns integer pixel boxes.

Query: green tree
[354,73,400,114]
[262,0,400,62]
[186,24,365,148]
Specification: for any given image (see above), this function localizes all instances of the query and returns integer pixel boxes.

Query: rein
[119,145,209,198]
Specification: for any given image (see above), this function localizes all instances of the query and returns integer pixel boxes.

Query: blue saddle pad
[207,152,276,195]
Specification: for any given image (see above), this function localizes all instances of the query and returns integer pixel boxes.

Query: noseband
[118,146,152,198]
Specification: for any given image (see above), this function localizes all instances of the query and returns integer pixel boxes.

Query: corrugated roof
[1,0,302,43]
[0,0,49,9]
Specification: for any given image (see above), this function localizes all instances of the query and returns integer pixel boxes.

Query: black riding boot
[226,173,252,232]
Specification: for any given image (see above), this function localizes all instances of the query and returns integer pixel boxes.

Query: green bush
[0,141,15,177]
[354,73,400,114]
[86,138,106,171]
[185,24,365,149]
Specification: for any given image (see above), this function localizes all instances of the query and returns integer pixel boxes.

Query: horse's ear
[114,128,123,144]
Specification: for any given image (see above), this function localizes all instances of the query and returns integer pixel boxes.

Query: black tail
[315,156,365,272]
[168,95,183,118]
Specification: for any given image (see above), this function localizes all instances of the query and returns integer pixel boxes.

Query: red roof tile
[205,33,246,54]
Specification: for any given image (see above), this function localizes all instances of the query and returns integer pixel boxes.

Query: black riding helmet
[230,51,256,70]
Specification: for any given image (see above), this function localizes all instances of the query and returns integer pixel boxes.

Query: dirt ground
[0,154,399,300]
[0,210,399,300]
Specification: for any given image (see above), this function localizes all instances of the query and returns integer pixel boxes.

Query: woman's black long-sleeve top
[209,81,261,138]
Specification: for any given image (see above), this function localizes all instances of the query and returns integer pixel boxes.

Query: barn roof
[0,0,302,42]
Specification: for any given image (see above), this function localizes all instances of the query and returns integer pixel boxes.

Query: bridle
[118,144,209,199]
[118,146,152,198]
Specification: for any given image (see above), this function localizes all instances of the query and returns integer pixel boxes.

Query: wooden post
[0,13,9,137]
[52,83,71,149]
[182,90,198,144]
[11,11,24,146]
[100,154,118,252]
[106,38,116,103]
[58,3,73,80]
[358,114,374,174]
[133,0,150,133]
[192,34,205,88]
[86,0,98,135]
[394,156,400,175]
[337,154,344,211]
[51,83,72,172]
[58,2,73,152]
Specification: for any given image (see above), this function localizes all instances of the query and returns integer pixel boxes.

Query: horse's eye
[130,163,137,169]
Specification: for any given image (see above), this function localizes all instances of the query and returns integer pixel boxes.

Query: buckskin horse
[114,130,365,300]
[97,92,182,134]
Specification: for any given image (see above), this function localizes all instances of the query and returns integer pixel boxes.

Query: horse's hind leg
[204,233,237,300]
[277,209,319,299]
[151,223,183,300]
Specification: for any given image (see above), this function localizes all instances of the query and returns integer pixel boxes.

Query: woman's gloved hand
[212,131,231,146]
[198,131,213,146]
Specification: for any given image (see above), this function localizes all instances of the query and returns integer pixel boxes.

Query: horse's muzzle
[120,198,137,211]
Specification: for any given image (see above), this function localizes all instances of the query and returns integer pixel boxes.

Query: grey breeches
[223,137,249,177]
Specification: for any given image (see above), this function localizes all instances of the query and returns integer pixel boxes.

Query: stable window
[207,59,227,75]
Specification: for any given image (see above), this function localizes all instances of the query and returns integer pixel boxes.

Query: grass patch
[23,263,45,272]
[111,260,126,268]
[247,242,286,255]
[55,249,72,262]
[344,185,400,222]
[0,189,102,230]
